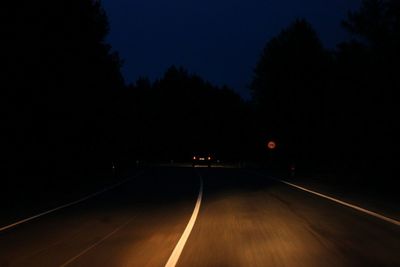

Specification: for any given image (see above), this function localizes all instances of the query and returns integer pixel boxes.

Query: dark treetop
[102,0,361,97]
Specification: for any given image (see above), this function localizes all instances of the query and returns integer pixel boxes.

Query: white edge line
[277,179,400,226]
[165,173,203,267]
[0,171,144,232]
[248,171,400,227]
[59,218,134,267]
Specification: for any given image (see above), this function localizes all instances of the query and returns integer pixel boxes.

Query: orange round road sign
[267,141,276,150]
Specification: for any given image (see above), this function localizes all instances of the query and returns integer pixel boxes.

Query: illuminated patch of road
[0,171,144,232]
[59,218,135,267]
[165,173,203,267]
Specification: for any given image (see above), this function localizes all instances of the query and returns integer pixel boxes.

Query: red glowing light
[267,141,276,150]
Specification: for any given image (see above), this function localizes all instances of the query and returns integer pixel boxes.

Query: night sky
[102,0,361,98]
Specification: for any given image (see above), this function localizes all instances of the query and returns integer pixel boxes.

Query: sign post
[266,140,277,168]
[290,163,296,178]
[112,161,116,178]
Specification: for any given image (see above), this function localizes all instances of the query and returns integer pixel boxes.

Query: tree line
[2,0,124,188]
[251,0,396,181]
[114,67,255,163]
[1,0,396,190]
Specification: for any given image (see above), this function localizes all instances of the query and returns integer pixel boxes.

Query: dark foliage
[250,2,396,181]
[115,66,256,163]
[2,0,124,190]
[2,0,395,195]
[335,0,396,180]
[250,19,332,170]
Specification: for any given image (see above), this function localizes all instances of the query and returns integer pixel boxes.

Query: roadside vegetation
[2,0,396,200]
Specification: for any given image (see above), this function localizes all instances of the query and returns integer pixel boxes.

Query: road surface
[0,167,399,267]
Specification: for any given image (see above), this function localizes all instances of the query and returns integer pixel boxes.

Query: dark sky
[102,0,361,98]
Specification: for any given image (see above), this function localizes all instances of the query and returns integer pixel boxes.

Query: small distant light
[193,156,197,160]
[207,156,211,160]
[267,141,277,150]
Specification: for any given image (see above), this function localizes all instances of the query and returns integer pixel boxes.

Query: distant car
[192,153,213,167]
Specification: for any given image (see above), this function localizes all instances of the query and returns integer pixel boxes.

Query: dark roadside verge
[0,166,140,230]
[251,169,400,223]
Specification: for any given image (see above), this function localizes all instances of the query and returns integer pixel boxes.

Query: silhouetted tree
[119,66,253,162]
[334,0,397,179]
[342,0,400,49]
[250,19,331,170]
[2,0,124,191]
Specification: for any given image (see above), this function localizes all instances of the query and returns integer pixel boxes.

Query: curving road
[0,167,399,267]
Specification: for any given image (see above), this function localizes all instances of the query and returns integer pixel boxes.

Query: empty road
[1,167,399,267]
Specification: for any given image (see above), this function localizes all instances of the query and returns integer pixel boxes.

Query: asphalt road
[0,167,399,267]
